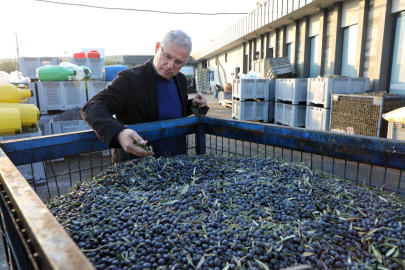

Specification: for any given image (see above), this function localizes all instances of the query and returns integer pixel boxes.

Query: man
[214,84,223,98]
[82,30,207,163]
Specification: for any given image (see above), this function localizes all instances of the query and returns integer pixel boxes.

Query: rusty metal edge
[0,148,95,270]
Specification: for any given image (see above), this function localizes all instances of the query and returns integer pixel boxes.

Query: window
[309,36,319,78]
[390,12,405,95]
[341,24,358,77]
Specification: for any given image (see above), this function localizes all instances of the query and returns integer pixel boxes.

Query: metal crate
[87,81,110,100]
[387,122,405,141]
[330,93,405,138]
[37,81,87,114]
[275,78,308,104]
[1,117,405,270]
[19,57,62,79]
[275,102,306,127]
[305,106,331,131]
[307,77,369,108]
[232,100,269,121]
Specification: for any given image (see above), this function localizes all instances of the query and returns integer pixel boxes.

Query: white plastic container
[219,91,232,106]
[87,81,111,100]
[71,58,106,79]
[232,100,269,122]
[19,57,62,79]
[60,62,85,81]
[37,81,87,114]
[275,102,306,127]
[0,125,46,184]
[232,79,272,101]
[387,122,405,141]
[275,78,308,104]
[307,77,369,108]
[305,106,331,131]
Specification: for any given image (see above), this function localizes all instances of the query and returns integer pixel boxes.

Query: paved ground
[0,235,9,270]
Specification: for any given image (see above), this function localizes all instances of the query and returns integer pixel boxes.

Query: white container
[307,77,369,108]
[275,102,306,127]
[232,100,269,122]
[70,58,106,79]
[305,106,331,131]
[0,125,46,184]
[268,101,275,122]
[87,81,111,100]
[19,57,62,79]
[275,78,308,104]
[60,62,85,81]
[232,79,271,101]
[219,91,232,106]
[37,81,87,114]
[387,122,405,141]
[51,119,92,134]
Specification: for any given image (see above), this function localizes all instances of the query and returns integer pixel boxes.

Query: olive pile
[53,107,83,122]
[49,155,405,270]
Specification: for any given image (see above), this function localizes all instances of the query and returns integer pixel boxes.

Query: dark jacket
[82,58,193,163]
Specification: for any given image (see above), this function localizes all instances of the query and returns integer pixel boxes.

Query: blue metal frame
[1,116,405,270]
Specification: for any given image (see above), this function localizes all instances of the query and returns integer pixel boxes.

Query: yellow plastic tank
[0,108,22,135]
[0,104,40,128]
[0,83,33,103]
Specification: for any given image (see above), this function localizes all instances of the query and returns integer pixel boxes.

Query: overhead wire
[33,0,249,15]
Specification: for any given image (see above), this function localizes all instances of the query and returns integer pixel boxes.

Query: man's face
[153,41,189,80]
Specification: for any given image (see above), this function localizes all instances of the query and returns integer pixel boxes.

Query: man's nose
[166,60,175,69]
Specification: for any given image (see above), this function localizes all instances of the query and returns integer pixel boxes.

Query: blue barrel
[102,65,130,81]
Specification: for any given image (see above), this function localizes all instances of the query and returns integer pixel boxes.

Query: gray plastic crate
[305,106,331,131]
[275,102,306,127]
[37,81,87,114]
[87,81,111,100]
[19,57,62,79]
[0,125,45,183]
[232,79,272,101]
[51,119,91,134]
[70,58,106,79]
[37,114,55,136]
[232,100,269,122]
[275,78,308,104]
[264,57,296,79]
[307,77,369,108]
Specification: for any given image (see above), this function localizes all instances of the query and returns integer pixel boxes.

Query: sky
[1,0,262,59]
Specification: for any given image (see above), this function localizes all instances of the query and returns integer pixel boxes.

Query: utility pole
[15,33,20,71]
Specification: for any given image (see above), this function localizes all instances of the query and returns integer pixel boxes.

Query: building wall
[206,45,244,88]
[363,0,379,90]
[323,8,334,76]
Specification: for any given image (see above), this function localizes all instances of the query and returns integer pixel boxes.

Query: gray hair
[160,30,192,57]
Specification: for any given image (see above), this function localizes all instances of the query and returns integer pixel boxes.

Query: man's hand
[192,93,208,108]
[116,129,153,157]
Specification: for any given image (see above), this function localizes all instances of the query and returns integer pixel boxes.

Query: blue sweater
[156,74,182,120]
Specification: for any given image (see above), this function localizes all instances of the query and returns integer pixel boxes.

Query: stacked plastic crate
[195,69,210,94]
[231,78,273,122]
[274,79,307,127]
[306,77,370,131]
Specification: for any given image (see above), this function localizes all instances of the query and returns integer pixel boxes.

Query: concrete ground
[0,235,9,270]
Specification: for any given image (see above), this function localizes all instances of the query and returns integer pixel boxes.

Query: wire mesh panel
[203,133,405,200]
[331,93,405,138]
